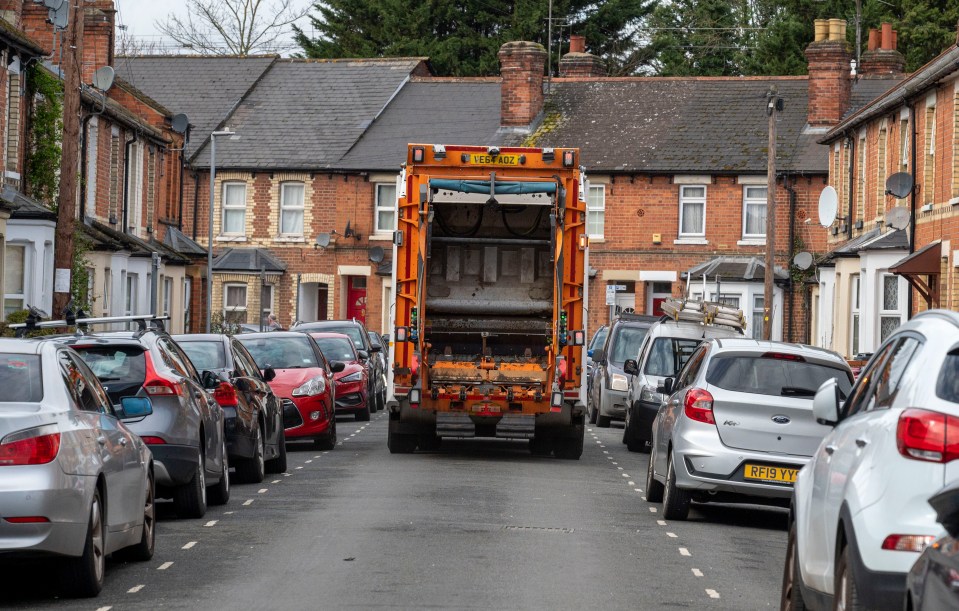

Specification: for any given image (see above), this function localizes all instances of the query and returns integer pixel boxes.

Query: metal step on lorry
[386,144,589,458]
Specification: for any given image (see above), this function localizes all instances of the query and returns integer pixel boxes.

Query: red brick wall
[805,41,852,127]
[498,42,546,127]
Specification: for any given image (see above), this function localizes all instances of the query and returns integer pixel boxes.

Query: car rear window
[71,346,146,404]
[706,355,853,398]
[589,327,608,351]
[936,352,959,403]
[179,341,227,371]
[645,338,702,377]
[0,354,43,402]
[314,337,356,362]
[609,326,650,366]
[239,336,319,369]
[322,326,364,349]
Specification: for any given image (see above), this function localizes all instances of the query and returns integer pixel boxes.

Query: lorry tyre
[388,428,417,453]
[418,434,442,451]
[529,436,552,456]
[553,426,584,460]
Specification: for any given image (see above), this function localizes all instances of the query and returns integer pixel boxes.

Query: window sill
[588,237,605,243]
[369,234,394,241]
[737,239,766,246]
[216,236,247,242]
[949,197,959,206]
[674,238,708,245]
[274,236,305,243]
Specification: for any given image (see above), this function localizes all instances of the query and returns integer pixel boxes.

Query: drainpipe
[784,175,797,342]
[177,152,186,230]
[846,135,854,239]
[908,102,917,317]
[78,114,95,220]
[121,133,137,233]
[191,169,200,240]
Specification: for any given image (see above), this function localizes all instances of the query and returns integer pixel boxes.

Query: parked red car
[237,332,343,450]
[310,332,370,421]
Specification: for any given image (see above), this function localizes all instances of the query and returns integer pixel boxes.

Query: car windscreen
[0,354,43,403]
[936,352,959,403]
[239,337,319,369]
[178,341,227,371]
[71,346,146,404]
[314,337,356,362]
[706,355,853,398]
[610,326,651,367]
[644,338,702,377]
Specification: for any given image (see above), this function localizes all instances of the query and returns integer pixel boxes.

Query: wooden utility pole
[763,87,781,340]
[52,1,85,318]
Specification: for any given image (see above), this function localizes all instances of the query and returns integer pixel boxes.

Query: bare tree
[156,0,309,56]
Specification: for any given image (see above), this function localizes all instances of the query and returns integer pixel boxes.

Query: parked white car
[782,310,959,611]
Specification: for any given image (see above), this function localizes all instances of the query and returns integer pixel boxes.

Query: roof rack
[10,314,170,338]
[660,297,746,333]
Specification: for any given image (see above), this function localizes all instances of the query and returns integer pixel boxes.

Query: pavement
[1,414,788,610]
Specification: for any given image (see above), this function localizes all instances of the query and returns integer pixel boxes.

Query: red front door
[346,276,367,323]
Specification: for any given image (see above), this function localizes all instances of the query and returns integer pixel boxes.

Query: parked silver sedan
[0,338,156,597]
[645,339,853,520]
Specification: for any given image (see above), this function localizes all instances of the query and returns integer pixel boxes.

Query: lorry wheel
[553,427,584,460]
[388,429,417,454]
[529,437,552,456]
[418,434,442,451]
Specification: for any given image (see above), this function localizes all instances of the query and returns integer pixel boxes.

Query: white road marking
[158,562,173,570]
[182,541,197,550]
[600,445,606,448]
[295,466,304,470]
[635,488,643,493]
[204,520,217,527]
[349,434,355,437]
[323,451,330,454]
[617,467,624,470]
[305,460,313,464]
[283,473,292,477]
[224,511,234,515]
[95,606,112,611]
[627,481,635,486]
[595,440,601,444]
[127,585,145,594]
[692,568,704,577]
[243,499,254,506]
[271,480,281,484]
[258,488,268,493]
[606,456,613,459]
[337,442,344,445]
[657,520,667,526]
[603,450,609,454]
[666,532,678,538]
[314,455,322,458]
[679,547,691,556]
[706,589,720,599]
[649,507,657,512]
[622,474,630,478]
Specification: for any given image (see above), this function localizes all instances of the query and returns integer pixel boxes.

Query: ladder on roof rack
[10,315,171,337]
[661,297,746,333]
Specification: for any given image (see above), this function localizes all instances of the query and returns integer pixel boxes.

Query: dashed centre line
[182,541,197,550]
[679,547,691,556]
[295,466,304,469]
[666,532,678,538]
[649,507,657,512]
[158,562,173,570]
[627,481,635,485]
[706,589,721,599]
[271,480,281,484]
[95,606,112,611]
[127,585,145,594]
[243,499,254,506]
[692,568,704,577]
[204,520,217,527]
[305,460,313,464]
[657,520,667,526]
[258,488,268,493]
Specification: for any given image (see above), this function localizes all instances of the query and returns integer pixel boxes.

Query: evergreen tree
[295,0,657,77]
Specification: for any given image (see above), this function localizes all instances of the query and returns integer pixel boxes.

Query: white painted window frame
[741,185,767,239]
[586,184,605,239]
[374,183,397,234]
[679,185,707,238]
[221,182,247,237]
[279,182,305,237]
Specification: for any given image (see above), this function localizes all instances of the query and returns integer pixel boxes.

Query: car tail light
[896,408,959,463]
[4,516,50,523]
[684,389,715,425]
[140,436,166,445]
[143,355,183,397]
[881,534,936,552]
[213,382,239,407]
[761,352,805,362]
[0,425,61,466]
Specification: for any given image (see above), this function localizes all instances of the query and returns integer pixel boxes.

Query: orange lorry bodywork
[386,144,588,457]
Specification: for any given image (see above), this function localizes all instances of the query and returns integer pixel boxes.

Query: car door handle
[855,438,868,448]
[825,445,837,455]
[97,436,107,446]
[119,438,127,447]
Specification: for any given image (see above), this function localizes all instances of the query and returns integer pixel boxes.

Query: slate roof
[163,226,207,257]
[5,188,54,220]
[681,256,788,282]
[80,217,192,264]
[0,17,46,56]
[213,248,287,273]
[115,56,277,159]
[860,228,909,251]
[512,76,900,174]
[338,79,504,171]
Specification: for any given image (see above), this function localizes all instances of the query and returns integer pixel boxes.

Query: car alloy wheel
[780,521,806,611]
[90,492,105,584]
[62,487,105,596]
[645,453,664,503]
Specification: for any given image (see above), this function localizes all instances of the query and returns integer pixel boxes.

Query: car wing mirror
[592,349,605,363]
[234,378,251,392]
[118,396,153,420]
[330,361,346,374]
[369,345,382,353]
[623,359,639,376]
[381,334,390,346]
[263,366,277,382]
[813,378,840,426]
[657,377,674,395]
[201,370,220,390]
[357,350,370,361]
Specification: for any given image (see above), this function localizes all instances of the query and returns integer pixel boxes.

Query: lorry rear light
[213,382,239,407]
[409,388,421,408]
[4,516,50,523]
[551,391,563,411]
[578,234,589,250]
[881,534,936,552]
[896,408,959,463]
[563,150,576,167]
[140,436,166,445]
[412,146,425,163]
[571,330,585,346]
[0,425,60,466]
[395,326,409,342]
[684,389,715,425]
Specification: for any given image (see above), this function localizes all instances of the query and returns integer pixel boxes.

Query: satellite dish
[885,172,914,199]
[818,186,839,227]
[48,0,69,29]
[793,251,814,271]
[368,246,385,263]
[91,66,114,91]
[886,206,910,230]
[43,0,64,9]
[171,113,189,134]
[315,233,331,249]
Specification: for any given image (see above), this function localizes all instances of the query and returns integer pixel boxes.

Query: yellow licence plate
[744,464,799,484]
[469,153,520,166]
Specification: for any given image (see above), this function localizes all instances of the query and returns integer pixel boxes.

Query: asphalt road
[2,415,789,610]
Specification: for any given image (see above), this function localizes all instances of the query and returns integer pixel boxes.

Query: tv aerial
[818,186,839,227]
[885,172,914,199]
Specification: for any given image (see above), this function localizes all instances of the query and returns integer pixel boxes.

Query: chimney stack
[559,36,606,78]
[82,1,116,83]
[805,18,852,128]
[498,41,547,128]
[0,1,23,26]
[860,22,905,76]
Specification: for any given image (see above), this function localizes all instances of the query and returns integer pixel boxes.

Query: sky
[113,0,315,54]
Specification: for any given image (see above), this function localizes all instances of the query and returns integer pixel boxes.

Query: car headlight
[610,373,629,392]
[292,376,326,397]
[340,371,363,383]
[640,385,661,404]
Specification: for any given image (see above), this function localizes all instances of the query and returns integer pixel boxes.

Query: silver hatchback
[0,339,156,597]
[645,339,853,520]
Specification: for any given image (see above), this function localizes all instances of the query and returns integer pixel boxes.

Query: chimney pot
[814,19,828,42]
[892,29,898,50]
[868,29,879,51]
[881,23,893,50]
[569,35,585,54]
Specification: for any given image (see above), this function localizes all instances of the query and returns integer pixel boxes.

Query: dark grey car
[588,315,657,428]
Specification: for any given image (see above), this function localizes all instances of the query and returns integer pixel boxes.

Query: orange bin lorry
[386,144,589,458]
